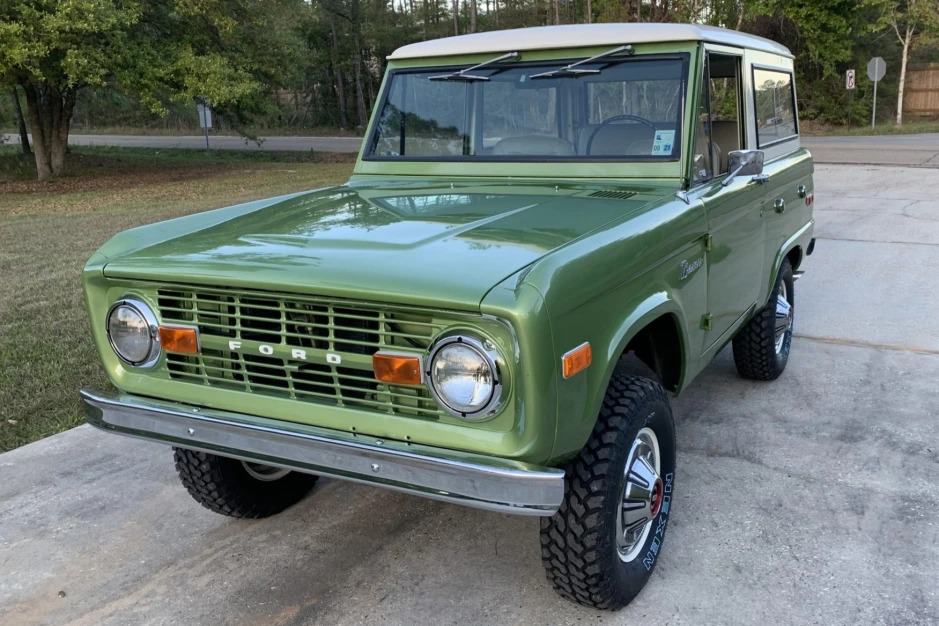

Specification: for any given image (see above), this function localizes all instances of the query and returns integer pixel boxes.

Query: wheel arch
[553,295,688,466]
[590,294,688,420]
[766,220,813,299]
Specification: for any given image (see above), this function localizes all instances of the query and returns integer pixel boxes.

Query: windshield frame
[363,52,690,164]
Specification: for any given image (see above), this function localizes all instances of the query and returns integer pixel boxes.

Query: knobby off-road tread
[540,375,671,610]
[173,448,317,518]
[732,259,793,381]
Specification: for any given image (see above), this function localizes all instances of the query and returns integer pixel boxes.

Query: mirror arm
[721,164,746,187]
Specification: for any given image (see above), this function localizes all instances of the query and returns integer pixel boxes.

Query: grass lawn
[0,146,354,453]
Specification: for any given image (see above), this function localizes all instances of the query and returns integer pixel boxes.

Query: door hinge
[704,234,713,252]
[701,313,713,331]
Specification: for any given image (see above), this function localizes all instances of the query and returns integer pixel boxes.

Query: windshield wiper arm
[429,51,520,82]
[530,44,634,79]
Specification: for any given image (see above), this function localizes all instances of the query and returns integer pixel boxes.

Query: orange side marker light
[373,352,423,385]
[159,326,199,354]
[562,342,592,379]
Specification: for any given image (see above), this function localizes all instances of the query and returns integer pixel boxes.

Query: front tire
[732,259,795,380]
[173,449,317,518]
[540,375,676,610]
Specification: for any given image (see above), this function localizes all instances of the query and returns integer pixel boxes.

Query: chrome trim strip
[107,297,161,368]
[425,334,505,420]
[80,389,564,516]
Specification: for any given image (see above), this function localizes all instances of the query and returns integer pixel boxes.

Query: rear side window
[752,68,797,147]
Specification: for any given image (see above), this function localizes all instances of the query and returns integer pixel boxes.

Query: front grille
[155,286,447,419]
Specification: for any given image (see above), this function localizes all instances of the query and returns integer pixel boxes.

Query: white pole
[871,79,878,129]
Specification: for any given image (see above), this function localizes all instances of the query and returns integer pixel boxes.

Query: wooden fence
[904,65,939,118]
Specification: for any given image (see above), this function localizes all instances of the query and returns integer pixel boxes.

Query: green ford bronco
[81,23,815,609]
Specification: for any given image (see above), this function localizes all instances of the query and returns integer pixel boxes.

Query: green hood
[102,182,659,310]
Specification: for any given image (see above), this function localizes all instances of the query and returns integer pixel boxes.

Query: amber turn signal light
[373,352,423,385]
[562,342,592,379]
[158,326,199,354]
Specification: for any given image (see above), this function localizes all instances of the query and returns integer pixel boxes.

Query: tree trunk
[452,0,459,35]
[586,0,592,23]
[353,35,368,127]
[329,20,349,129]
[553,0,559,24]
[349,0,368,128]
[11,88,31,154]
[421,0,427,38]
[470,0,477,32]
[896,30,911,125]
[20,81,75,181]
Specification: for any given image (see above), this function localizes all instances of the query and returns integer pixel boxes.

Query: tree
[0,1,141,179]
[0,0,305,180]
[10,87,29,154]
[866,0,939,124]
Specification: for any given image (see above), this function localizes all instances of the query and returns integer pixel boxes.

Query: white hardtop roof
[389,23,792,60]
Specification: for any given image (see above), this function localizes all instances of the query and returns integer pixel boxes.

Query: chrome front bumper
[80,389,565,516]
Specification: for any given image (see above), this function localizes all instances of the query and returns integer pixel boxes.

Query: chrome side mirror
[722,150,765,186]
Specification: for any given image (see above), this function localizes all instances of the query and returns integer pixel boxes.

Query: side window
[692,60,713,183]
[752,68,798,147]
[692,53,742,184]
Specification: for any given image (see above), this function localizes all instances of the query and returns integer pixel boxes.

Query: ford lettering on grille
[227,340,343,365]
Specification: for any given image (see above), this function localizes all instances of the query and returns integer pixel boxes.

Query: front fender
[565,293,690,461]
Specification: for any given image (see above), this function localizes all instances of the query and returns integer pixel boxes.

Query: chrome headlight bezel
[426,334,505,420]
[106,297,161,368]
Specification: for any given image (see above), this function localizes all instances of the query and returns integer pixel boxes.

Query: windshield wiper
[530,44,634,80]
[429,51,520,82]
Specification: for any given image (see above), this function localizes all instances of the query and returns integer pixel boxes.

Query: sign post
[197,99,213,150]
[846,69,856,126]
[867,57,886,129]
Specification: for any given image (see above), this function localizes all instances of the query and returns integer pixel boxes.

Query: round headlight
[427,335,503,419]
[107,298,160,367]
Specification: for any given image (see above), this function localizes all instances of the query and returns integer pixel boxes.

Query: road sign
[867,57,887,128]
[196,99,212,150]
[197,101,213,129]
[846,69,856,90]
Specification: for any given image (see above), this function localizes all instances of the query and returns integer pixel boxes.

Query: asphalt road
[803,133,939,167]
[2,164,938,625]
[3,132,939,166]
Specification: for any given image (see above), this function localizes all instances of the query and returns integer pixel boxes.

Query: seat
[491,135,574,156]
[709,120,740,172]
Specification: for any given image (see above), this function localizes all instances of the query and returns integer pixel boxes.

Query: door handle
[797,184,807,198]
[749,174,770,185]
[774,197,785,213]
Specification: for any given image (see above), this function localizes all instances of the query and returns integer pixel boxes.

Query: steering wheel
[586,114,656,155]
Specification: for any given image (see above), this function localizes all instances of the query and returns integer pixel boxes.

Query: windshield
[366,55,688,162]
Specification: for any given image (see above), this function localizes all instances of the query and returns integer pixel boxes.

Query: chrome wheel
[616,427,662,563]
[241,461,291,482]
[774,280,793,355]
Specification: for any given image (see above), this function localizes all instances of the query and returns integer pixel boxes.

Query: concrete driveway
[1,164,938,625]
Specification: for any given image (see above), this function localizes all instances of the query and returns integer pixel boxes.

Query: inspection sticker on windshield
[651,130,675,156]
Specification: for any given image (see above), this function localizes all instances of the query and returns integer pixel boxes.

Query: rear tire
[173,448,317,518]
[540,374,676,610]
[732,259,795,381]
